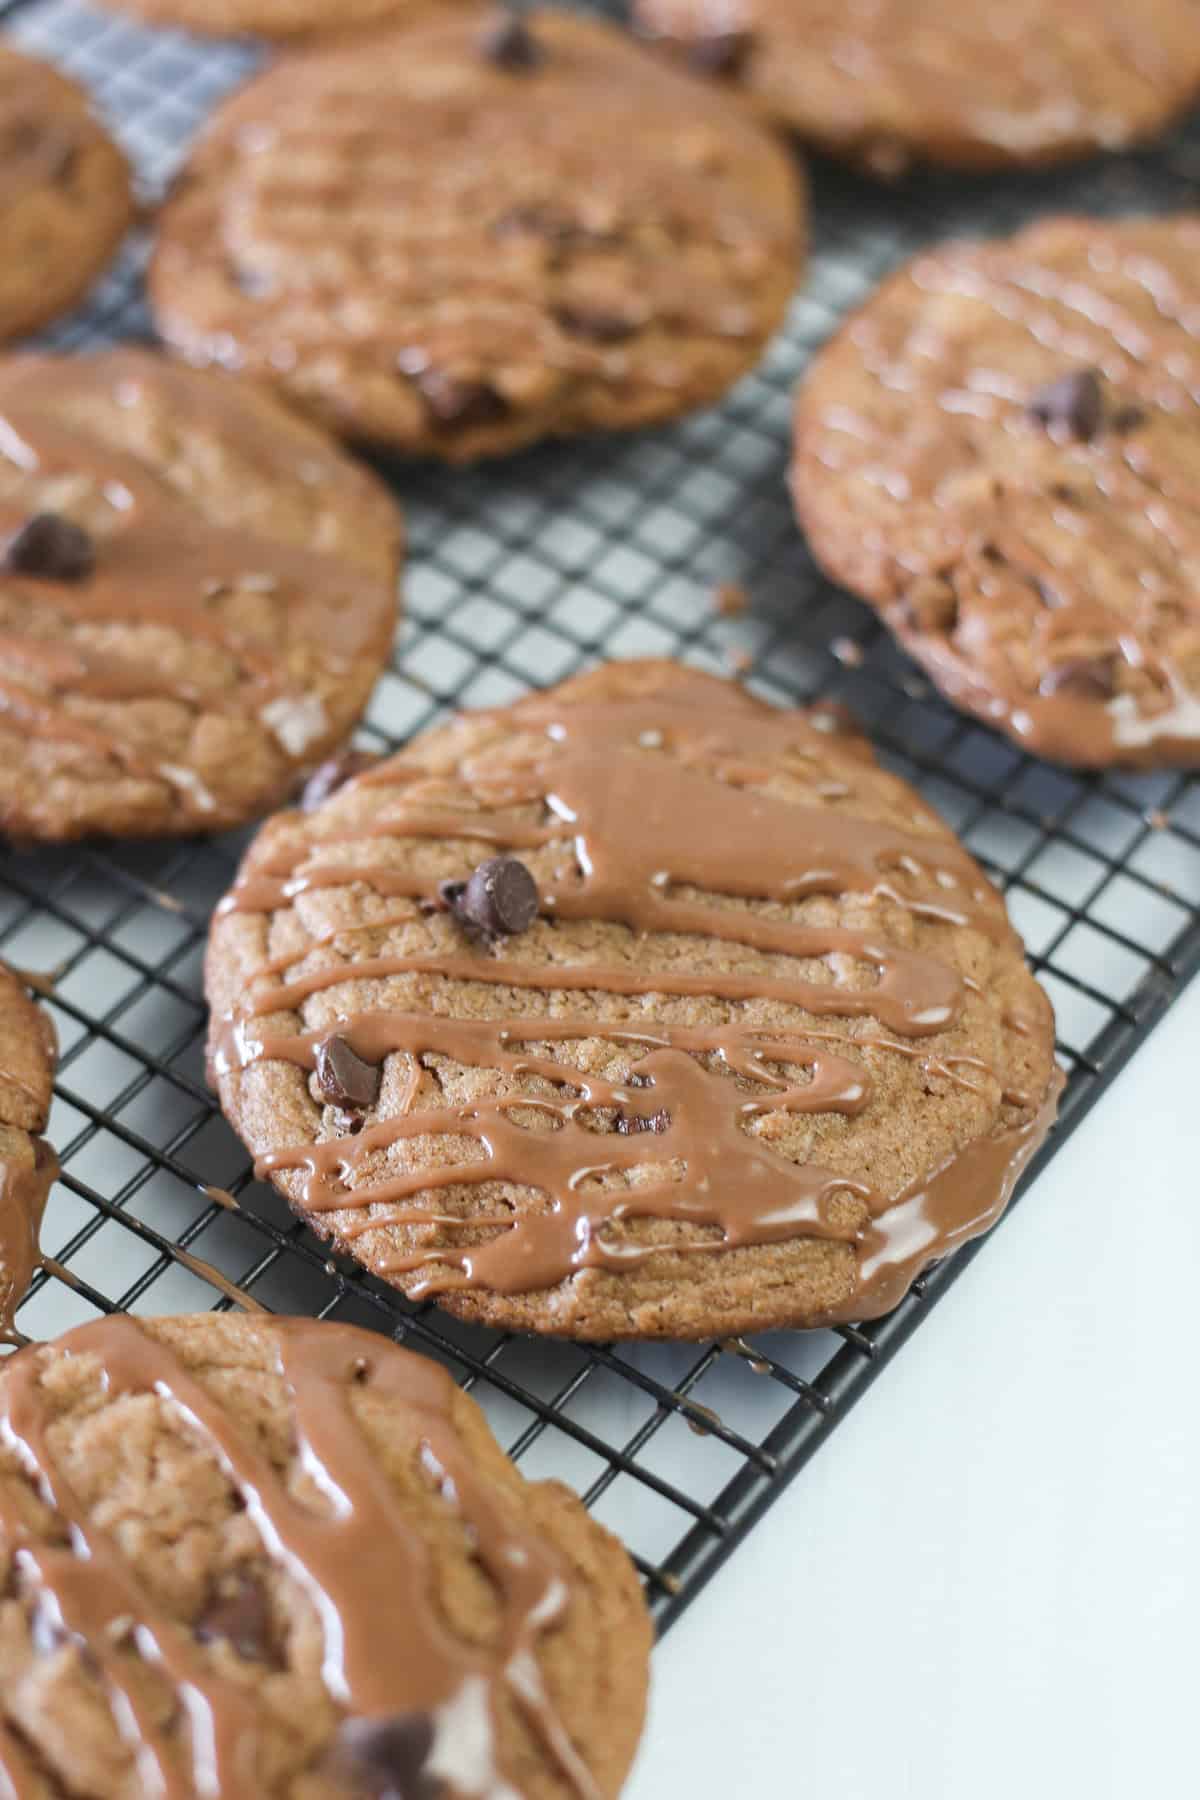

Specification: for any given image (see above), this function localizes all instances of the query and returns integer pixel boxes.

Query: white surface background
[628,979,1197,1800]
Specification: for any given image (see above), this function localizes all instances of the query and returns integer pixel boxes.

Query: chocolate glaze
[793,217,1200,769]
[202,1184,241,1211]
[721,1337,772,1374]
[0,351,399,832]
[0,963,58,1348]
[169,1241,268,1313]
[0,1141,56,1346]
[212,672,1059,1325]
[148,10,802,458]
[0,51,96,210]
[633,0,1200,170]
[0,1316,600,1798]
[0,1150,261,1337]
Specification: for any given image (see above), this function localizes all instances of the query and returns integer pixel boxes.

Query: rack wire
[1,0,1197,1631]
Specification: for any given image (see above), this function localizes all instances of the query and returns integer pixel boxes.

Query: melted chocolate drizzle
[0,353,396,827]
[212,677,1060,1322]
[150,9,800,443]
[0,55,87,214]
[0,1140,57,1346]
[795,219,1200,767]
[0,1317,599,1799]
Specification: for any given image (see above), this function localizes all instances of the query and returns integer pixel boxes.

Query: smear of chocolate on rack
[0,1140,58,1347]
[213,683,1060,1320]
[0,1152,263,1342]
[0,1315,599,1798]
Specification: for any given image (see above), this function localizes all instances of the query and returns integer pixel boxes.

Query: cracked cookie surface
[149,10,804,460]
[633,0,1200,172]
[792,215,1200,767]
[0,1312,650,1797]
[206,659,1059,1340]
[0,349,403,841]
[0,47,132,342]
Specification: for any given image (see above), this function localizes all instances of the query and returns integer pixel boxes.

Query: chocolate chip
[1028,369,1103,442]
[414,369,507,430]
[300,749,379,811]
[1112,404,1147,433]
[686,28,754,77]
[195,1573,274,1664]
[615,1108,670,1135]
[315,1034,381,1111]
[2,513,94,581]
[897,576,958,635]
[335,1713,440,1800]
[555,303,638,343]
[46,138,80,185]
[1038,655,1116,701]
[452,856,539,939]
[478,7,543,71]
[436,878,467,912]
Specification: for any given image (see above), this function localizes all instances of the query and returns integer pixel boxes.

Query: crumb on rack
[713,582,748,617]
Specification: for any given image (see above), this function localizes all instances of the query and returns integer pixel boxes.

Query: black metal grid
[1,0,1198,1633]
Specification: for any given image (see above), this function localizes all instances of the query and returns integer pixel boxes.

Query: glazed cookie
[0,964,57,1344]
[0,47,132,341]
[0,1312,651,1797]
[0,349,403,840]
[103,0,456,38]
[792,215,1200,768]
[206,659,1061,1341]
[149,10,805,460]
[633,0,1200,172]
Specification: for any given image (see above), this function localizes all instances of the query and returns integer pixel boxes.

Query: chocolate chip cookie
[0,1311,651,1797]
[0,349,403,840]
[103,0,450,37]
[0,46,132,340]
[149,10,805,460]
[206,659,1061,1341]
[792,215,1200,768]
[0,963,57,1344]
[633,0,1200,172]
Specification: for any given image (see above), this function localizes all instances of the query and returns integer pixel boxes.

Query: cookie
[632,0,1200,172]
[0,963,57,1345]
[0,349,403,841]
[148,10,805,460]
[103,0,454,38]
[792,215,1200,768]
[0,1311,651,1797]
[206,659,1061,1341]
[0,47,132,342]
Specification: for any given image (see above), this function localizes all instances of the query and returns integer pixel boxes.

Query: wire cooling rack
[1,0,1198,1632]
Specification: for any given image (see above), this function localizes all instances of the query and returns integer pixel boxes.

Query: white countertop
[627,978,1197,1800]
